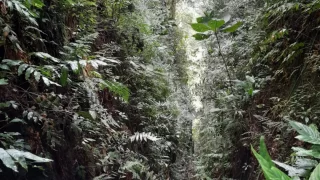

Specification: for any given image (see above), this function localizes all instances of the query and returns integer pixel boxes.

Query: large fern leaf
[99,80,130,102]
[130,132,160,142]
[7,0,38,26]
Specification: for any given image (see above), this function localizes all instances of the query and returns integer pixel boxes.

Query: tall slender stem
[214,31,233,93]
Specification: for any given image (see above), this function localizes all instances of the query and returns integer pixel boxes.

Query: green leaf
[60,67,68,87]
[130,132,160,142]
[89,110,97,120]
[0,148,17,172]
[191,23,211,32]
[6,149,52,169]
[9,118,26,124]
[25,26,45,34]
[67,61,80,72]
[90,71,102,78]
[0,64,10,70]
[208,19,225,32]
[289,121,320,145]
[42,76,50,86]
[42,77,61,87]
[31,52,60,63]
[99,80,130,102]
[18,64,29,76]
[2,59,22,66]
[3,26,10,34]
[27,0,44,9]
[0,102,10,108]
[295,158,318,170]
[77,111,95,121]
[221,13,231,23]
[259,136,275,166]
[251,146,291,180]
[15,154,27,170]
[25,67,35,80]
[33,71,41,82]
[192,33,211,40]
[9,101,18,109]
[222,21,243,33]
[247,88,254,96]
[14,1,38,26]
[309,163,320,180]
[196,16,211,23]
[65,0,75,5]
[273,160,307,177]
[0,79,8,85]
[292,147,320,159]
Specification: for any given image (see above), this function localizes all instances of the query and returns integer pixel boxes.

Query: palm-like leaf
[289,121,320,145]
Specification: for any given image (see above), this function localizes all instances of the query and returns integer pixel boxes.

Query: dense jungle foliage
[2,0,320,179]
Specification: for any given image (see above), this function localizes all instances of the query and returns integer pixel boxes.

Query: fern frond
[130,132,160,142]
[99,80,130,102]
[7,0,38,26]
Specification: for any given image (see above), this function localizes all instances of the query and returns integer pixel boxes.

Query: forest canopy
[1,0,320,180]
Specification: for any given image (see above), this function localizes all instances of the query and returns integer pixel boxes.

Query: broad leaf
[10,118,27,124]
[18,64,29,76]
[196,16,211,23]
[89,60,108,69]
[12,0,38,26]
[191,23,211,32]
[77,111,95,121]
[65,0,75,5]
[221,13,231,23]
[0,148,18,172]
[251,146,291,180]
[24,0,44,9]
[292,147,320,159]
[6,149,52,163]
[42,77,61,87]
[0,64,10,70]
[273,160,307,177]
[25,67,35,80]
[0,79,8,85]
[33,71,41,82]
[295,158,318,170]
[289,121,320,145]
[0,102,10,108]
[309,163,320,180]
[208,19,225,32]
[89,110,97,120]
[31,52,60,63]
[223,21,243,33]
[2,59,22,66]
[259,136,275,166]
[42,77,51,86]
[192,33,211,40]
[67,61,80,72]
